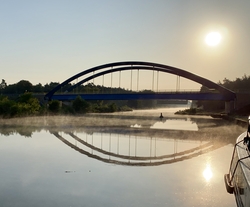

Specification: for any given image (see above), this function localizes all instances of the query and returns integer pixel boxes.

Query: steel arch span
[44,61,236,101]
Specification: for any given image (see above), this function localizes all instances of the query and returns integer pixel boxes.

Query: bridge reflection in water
[51,128,226,166]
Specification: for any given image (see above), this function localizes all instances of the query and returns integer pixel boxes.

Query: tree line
[198,74,250,112]
[0,79,157,118]
[0,79,59,94]
[0,79,135,94]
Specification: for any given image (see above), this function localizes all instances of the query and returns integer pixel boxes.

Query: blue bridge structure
[44,61,236,112]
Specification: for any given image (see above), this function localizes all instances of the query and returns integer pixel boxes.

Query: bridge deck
[49,92,232,101]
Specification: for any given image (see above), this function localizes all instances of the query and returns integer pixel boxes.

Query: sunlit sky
[1,0,250,90]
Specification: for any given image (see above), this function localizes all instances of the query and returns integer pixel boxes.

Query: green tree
[0,96,15,116]
[32,83,43,93]
[44,82,60,92]
[18,92,34,103]
[72,96,90,113]
[16,93,41,115]
[16,80,33,93]
[0,79,7,94]
[109,103,117,112]
[48,100,61,113]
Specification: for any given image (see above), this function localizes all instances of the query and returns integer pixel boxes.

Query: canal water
[0,107,246,207]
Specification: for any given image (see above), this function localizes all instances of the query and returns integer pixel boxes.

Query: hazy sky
[1,0,250,89]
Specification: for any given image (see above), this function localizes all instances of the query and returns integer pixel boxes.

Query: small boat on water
[225,116,250,207]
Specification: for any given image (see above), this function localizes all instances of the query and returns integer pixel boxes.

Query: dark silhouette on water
[159,113,163,119]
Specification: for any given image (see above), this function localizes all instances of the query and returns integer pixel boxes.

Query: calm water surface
[0,107,246,207]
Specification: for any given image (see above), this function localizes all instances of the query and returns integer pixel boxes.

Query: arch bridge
[44,61,236,112]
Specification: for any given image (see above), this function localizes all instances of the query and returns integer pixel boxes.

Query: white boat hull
[225,132,250,207]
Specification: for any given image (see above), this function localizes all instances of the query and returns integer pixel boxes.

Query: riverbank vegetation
[0,80,157,117]
[197,74,250,111]
[0,93,135,118]
[176,75,250,116]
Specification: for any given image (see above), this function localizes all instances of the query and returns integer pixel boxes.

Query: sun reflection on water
[150,118,198,131]
[203,164,213,182]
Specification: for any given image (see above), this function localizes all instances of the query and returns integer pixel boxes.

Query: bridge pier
[225,100,235,114]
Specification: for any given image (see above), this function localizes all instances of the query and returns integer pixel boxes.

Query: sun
[205,31,222,47]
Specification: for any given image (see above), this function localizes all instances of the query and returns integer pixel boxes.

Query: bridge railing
[52,89,213,95]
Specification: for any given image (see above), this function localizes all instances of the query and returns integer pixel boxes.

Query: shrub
[72,96,90,113]
[48,100,61,113]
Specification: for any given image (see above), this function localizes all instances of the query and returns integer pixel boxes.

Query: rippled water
[0,107,246,207]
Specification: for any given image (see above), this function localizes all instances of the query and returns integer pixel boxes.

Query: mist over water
[0,106,245,207]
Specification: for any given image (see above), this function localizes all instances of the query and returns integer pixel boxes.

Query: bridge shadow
[51,129,231,167]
